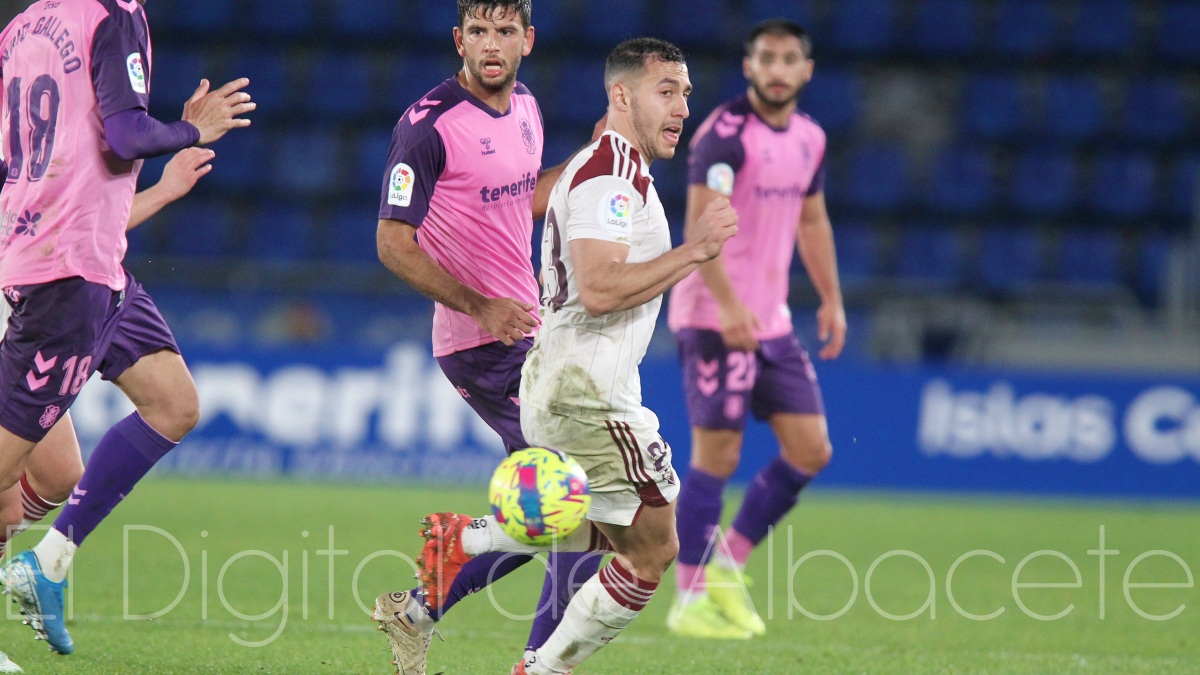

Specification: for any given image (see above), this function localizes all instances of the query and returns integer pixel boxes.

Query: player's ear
[742,54,752,80]
[453,27,466,57]
[610,82,631,112]
[523,25,535,56]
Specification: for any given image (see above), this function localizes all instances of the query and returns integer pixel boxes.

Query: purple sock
[53,412,176,546]
[419,552,534,620]
[675,468,727,567]
[526,551,603,650]
[731,457,812,546]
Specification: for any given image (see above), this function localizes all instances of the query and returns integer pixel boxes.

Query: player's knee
[783,437,832,475]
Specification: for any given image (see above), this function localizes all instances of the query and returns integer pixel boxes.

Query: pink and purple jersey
[379,76,544,357]
[0,0,152,291]
[668,95,826,340]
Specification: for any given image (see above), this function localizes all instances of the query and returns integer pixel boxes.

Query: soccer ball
[488,447,591,546]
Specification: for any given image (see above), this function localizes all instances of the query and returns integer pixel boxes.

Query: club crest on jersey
[519,118,537,155]
[706,163,735,196]
[39,405,60,430]
[388,163,415,207]
[598,190,633,239]
[126,53,147,94]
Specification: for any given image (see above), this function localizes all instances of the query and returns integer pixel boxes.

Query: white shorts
[521,404,680,526]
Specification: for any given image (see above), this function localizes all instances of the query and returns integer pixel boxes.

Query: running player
[0,0,254,655]
[416,37,739,674]
[370,2,602,672]
[666,18,846,638]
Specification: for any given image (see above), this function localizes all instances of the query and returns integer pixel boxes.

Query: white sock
[32,528,76,584]
[461,516,607,556]
[404,593,436,634]
[525,559,658,674]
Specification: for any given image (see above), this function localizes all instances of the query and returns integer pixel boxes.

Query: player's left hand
[156,147,216,202]
[816,301,846,360]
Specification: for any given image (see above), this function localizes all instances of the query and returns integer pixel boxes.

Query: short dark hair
[746,18,812,58]
[457,1,532,28]
[604,37,687,89]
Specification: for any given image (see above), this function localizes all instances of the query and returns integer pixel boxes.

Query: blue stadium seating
[543,59,609,125]
[895,226,964,286]
[356,130,396,198]
[992,0,1058,57]
[664,0,730,46]
[913,0,979,55]
[308,53,375,119]
[204,131,268,193]
[1068,0,1136,56]
[1134,232,1171,304]
[248,201,316,261]
[833,221,884,287]
[383,55,461,114]
[1168,155,1199,219]
[160,0,235,34]
[1157,1,1200,63]
[325,202,383,264]
[270,130,344,196]
[415,0,460,39]
[802,70,860,135]
[1040,76,1106,141]
[1123,77,1188,143]
[978,227,1042,294]
[222,51,292,115]
[582,0,648,45]
[960,74,1025,139]
[746,0,819,29]
[149,51,208,117]
[1089,153,1157,219]
[1056,229,1123,286]
[926,146,995,214]
[830,0,897,53]
[844,144,910,211]
[329,0,402,38]
[1012,149,1079,216]
[164,200,236,259]
[250,0,317,36]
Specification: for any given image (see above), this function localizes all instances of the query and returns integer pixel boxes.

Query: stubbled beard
[630,96,666,163]
[750,81,799,109]
[468,55,520,93]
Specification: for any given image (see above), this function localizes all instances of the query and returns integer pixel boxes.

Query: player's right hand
[692,197,739,262]
[474,297,540,346]
[156,147,216,202]
[183,78,255,145]
[718,300,762,352]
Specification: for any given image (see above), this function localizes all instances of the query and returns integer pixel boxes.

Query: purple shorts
[675,328,824,431]
[0,273,179,442]
[436,338,530,454]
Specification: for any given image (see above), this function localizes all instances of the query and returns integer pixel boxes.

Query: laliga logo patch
[388,163,415,207]
[598,190,633,238]
[126,53,147,94]
[706,163,735,196]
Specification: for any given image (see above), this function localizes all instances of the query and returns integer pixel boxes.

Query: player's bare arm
[572,197,738,316]
[182,78,255,145]
[797,191,846,359]
[126,148,216,231]
[377,219,538,345]
[688,184,762,351]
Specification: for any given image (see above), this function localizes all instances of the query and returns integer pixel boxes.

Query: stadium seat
[356,130,397,198]
[801,69,860,134]
[149,50,208,117]
[270,129,344,195]
[1168,155,1200,220]
[1067,0,1136,56]
[329,0,401,38]
[833,221,884,286]
[845,144,910,211]
[1011,149,1079,216]
[204,130,268,193]
[992,0,1057,57]
[1040,76,1106,141]
[926,145,995,214]
[1123,77,1188,143]
[249,0,317,37]
[1089,153,1158,219]
[581,0,647,45]
[543,59,608,125]
[163,0,235,35]
[977,227,1042,294]
[415,0,460,39]
[746,0,819,29]
[221,51,292,116]
[324,201,383,264]
[1055,229,1123,286]
[960,74,1025,139]
[1157,1,1200,63]
[248,201,316,261]
[383,54,461,112]
[308,53,375,120]
[1133,232,1172,304]
[895,226,964,286]
[164,201,236,259]
[912,0,979,56]
[830,0,897,53]
[664,0,730,46]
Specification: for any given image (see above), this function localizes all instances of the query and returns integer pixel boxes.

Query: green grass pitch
[2,478,1197,673]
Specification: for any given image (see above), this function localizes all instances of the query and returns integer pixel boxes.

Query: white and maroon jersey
[0,0,152,291]
[668,95,827,340]
[379,76,544,358]
[521,131,671,419]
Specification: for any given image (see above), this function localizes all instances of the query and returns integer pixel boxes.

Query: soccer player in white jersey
[666,19,846,639]
[0,0,253,656]
[415,38,739,674]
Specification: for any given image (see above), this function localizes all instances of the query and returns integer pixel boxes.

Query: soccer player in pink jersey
[370,2,602,673]
[0,0,254,656]
[665,19,847,639]
[417,37,739,675]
